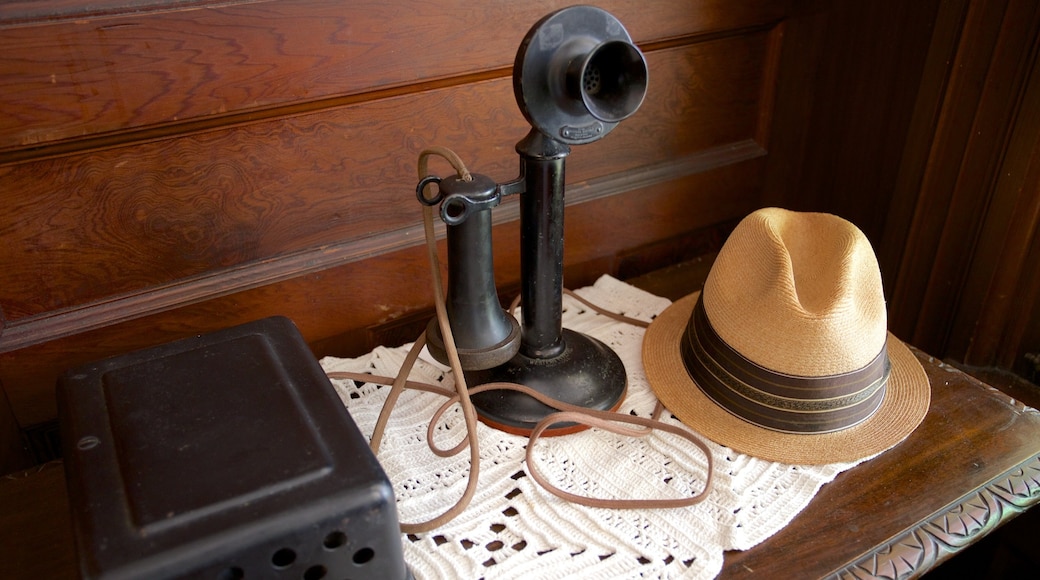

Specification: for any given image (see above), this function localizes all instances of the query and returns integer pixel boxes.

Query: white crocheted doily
[320,276,864,579]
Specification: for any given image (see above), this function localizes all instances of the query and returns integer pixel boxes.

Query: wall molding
[0,139,765,354]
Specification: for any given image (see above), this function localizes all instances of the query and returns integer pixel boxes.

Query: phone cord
[326,147,713,533]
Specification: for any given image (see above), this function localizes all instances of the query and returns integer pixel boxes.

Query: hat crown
[702,208,887,377]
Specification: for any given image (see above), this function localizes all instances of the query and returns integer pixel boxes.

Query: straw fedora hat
[642,208,930,464]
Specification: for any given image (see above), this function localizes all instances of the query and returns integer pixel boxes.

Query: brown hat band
[680,297,889,434]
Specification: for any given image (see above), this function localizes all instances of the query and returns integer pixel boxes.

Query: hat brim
[643,292,931,465]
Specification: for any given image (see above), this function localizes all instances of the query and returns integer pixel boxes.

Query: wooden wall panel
[0,32,770,346]
[15,0,1033,470]
[0,0,789,154]
[0,158,765,428]
[0,0,786,435]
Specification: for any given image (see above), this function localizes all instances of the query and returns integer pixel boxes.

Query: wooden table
[3,263,1040,578]
[722,351,1040,578]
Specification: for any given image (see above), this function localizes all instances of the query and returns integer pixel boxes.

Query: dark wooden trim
[753,22,786,150]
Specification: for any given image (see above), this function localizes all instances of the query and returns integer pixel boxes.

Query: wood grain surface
[0,1,784,430]
[0,0,788,153]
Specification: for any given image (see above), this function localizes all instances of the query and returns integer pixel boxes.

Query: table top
[3,345,1038,579]
[3,265,1040,578]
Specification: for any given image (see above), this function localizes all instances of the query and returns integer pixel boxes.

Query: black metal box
[57,316,410,580]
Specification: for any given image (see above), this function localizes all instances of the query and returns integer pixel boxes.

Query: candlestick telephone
[418,5,649,435]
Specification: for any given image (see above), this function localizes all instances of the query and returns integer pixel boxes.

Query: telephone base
[465,328,628,436]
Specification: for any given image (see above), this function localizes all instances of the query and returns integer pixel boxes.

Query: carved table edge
[824,452,1040,580]
[925,354,1040,417]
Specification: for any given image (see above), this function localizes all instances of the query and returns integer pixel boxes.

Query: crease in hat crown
[701,207,888,377]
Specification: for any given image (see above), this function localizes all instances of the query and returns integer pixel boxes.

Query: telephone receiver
[419,6,648,435]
